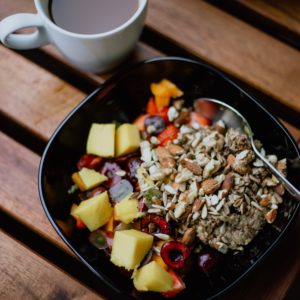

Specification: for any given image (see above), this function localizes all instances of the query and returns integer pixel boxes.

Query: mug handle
[0,13,49,50]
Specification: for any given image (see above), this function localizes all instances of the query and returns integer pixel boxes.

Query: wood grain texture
[146,0,300,113]
[0,46,86,140]
[0,230,101,300]
[236,0,300,36]
[0,132,72,254]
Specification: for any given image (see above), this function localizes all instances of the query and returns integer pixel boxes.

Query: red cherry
[161,241,191,269]
[140,214,171,235]
[197,249,220,274]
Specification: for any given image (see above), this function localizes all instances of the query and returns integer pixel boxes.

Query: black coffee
[49,0,139,34]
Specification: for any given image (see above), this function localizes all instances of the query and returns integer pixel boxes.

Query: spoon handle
[251,140,300,201]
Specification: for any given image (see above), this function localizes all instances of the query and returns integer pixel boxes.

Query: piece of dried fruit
[161,241,191,269]
[201,179,220,195]
[265,208,277,224]
[259,197,270,207]
[227,154,235,167]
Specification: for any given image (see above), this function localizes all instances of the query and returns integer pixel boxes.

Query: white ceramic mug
[0,0,147,73]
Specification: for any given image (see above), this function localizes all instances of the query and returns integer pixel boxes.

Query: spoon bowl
[196,98,300,201]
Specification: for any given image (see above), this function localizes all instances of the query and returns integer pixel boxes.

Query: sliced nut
[201,179,220,195]
[181,227,196,245]
[221,173,233,194]
[181,159,202,175]
[274,184,285,196]
[265,208,277,224]
[227,154,235,167]
[259,197,270,207]
[166,143,185,156]
[156,146,176,168]
[192,199,205,212]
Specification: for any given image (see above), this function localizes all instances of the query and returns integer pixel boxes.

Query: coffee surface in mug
[49,0,139,34]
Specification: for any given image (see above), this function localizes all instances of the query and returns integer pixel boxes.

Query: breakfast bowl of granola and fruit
[38,57,300,299]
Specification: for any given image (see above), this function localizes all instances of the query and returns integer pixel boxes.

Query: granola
[137,104,286,253]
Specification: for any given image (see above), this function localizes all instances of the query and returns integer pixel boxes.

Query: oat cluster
[137,120,286,253]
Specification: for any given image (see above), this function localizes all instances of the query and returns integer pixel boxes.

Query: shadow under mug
[0,0,148,73]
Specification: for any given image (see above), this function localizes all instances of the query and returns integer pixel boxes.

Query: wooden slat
[146,0,300,113]
[0,131,71,254]
[0,230,100,300]
[235,0,300,37]
[0,46,86,140]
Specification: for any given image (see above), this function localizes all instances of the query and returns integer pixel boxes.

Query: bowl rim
[38,56,300,300]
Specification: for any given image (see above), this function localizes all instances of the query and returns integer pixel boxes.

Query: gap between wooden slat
[206,0,300,50]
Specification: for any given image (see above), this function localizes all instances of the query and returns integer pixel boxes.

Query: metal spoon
[195,98,300,201]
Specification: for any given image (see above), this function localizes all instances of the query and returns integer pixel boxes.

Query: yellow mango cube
[74,191,113,231]
[115,124,140,157]
[87,123,115,157]
[110,229,153,270]
[114,194,144,224]
[133,261,173,292]
[72,168,107,191]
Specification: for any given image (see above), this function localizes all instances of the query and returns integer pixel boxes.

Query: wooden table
[1,1,299,299]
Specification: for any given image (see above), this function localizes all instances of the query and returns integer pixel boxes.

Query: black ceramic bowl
[39,57,300,300]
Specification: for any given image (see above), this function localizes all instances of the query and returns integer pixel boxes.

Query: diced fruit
[126,157,142,184]
[104,214,115,232]
[141,214,171,235]
[114,194,144,224]
[77,154,102,170]
[76,219,86,229]
[70,204,86,229]
[109,179,133,202]
[190,112,210,126]
[72,168,107,191]
[144,116,165,135]
[115,124,141,157]
[74,191,113,231]
[162,269,186,298]
[197,249,221,274]
[157,125,179,146]
[133,114,148,131]
[100,161,122,188]
[146,98,158,115]
[152,253,168,270]
[151,79,183,108]
[110,229,153,270]
[161,241,191,270]
[133,261,173,292]
[87,123,115,157]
